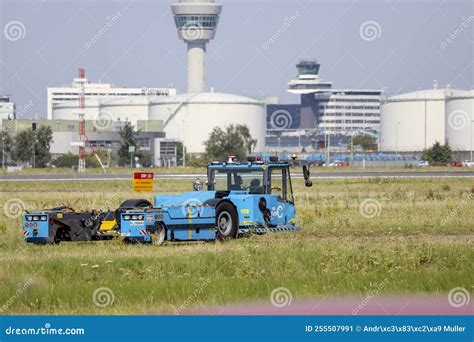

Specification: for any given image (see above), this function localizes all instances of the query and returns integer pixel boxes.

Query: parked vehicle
[462,160,474,167]
[417,160,430,167]
[310,160,325,167]
[329,161,349,167]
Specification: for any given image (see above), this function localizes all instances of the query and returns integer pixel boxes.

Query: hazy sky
[1,0,472,119]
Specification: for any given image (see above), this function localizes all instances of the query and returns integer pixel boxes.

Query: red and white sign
[133,172,154,192]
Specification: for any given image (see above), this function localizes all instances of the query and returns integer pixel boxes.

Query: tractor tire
[115,199,152,223]
[216,202,238,240]
[118,199,152,209]
[150,223,166,246]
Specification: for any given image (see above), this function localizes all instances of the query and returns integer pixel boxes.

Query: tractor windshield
[270,167,294,203]
[210,169,265,194]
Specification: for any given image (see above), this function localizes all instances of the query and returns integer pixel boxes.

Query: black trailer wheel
[216,202,238,240]
[150,223,166,246]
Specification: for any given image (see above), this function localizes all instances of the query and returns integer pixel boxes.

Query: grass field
[0,176,472,314]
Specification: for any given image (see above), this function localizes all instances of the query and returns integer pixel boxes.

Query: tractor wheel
[115,199,152,222]
[150,223,166,246]
[118,199,152,209]
[216,202,238,240]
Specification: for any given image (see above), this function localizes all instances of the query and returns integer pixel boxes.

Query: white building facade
[316,90,381,134]
[0,96,15,120]
[47,76,176,119]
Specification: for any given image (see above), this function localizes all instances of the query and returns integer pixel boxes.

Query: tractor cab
[199,156,312,230]
[206,158,296,202]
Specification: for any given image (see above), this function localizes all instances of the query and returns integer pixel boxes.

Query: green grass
[0,177,472,314]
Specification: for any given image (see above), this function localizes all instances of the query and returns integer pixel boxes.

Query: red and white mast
[77,68,86,173]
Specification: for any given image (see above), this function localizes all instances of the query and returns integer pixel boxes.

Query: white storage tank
[51,98,100,121]
[99,97,149,127]
[445,90,474,151]
[149,92,266,154]
[379,89,447,152]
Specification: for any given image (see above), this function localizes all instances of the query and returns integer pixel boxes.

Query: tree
[34,126,53,167]
[0,131,13,166]
[422,141,452,165]
[235,125,257,155]
[176,141,184,166]
[186,154,208,167]
[350,134,378,151]
[137,151,152,167]
[53,151,110,169]
[117,122,139,166]
[86,151,110,168]
[204,124,257,161]
[53,152,78,168]
[13,129,35,165]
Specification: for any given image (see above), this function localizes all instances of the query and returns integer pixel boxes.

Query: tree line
[0,122,152,168]
[1,122,456,168]
[1,126,53,167]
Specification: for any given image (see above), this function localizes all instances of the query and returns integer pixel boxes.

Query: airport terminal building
[266,59,382,150]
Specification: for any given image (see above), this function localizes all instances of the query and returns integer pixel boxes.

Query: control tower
[171,0,222,93]
[287,59,333,128]
[287,59,333,95]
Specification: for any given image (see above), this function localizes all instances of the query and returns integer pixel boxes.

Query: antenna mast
[78,68,86,173]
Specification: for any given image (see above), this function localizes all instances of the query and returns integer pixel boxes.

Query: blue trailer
[23,207,114,244]
[120,157,312,244]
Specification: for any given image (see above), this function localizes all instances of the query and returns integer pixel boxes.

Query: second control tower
[171,0,222,93]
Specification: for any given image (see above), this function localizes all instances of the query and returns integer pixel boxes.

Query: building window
[174,15,219,29]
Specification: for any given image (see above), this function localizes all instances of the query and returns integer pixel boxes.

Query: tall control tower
[287,59,333,128]
[171,0,222,93]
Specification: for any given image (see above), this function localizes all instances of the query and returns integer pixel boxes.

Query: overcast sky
[0,0,472,119]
